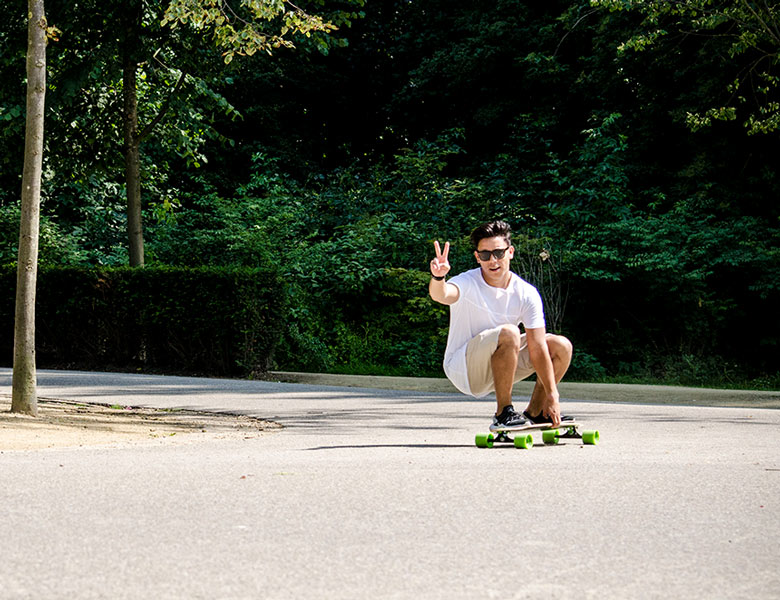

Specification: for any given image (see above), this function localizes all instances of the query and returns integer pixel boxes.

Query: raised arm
[429,240,460,305]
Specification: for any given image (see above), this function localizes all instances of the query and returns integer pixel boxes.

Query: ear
[474,250,480,263]
[508,245,515,259]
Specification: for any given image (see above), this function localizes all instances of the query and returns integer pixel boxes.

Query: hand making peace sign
[430,240,451,279]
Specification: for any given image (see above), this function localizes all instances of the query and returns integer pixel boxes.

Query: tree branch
[741,0,780,46]
[138,69,187,142]
[554,9,599,58]
[761,0,780,41]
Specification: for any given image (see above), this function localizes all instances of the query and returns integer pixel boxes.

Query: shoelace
[500,412,525,426]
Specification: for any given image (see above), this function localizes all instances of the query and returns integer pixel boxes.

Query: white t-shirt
[443,268,546,397]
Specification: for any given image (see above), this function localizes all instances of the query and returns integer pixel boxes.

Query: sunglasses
[476,247,510,261]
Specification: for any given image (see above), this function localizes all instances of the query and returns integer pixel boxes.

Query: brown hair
[470,220,512,248]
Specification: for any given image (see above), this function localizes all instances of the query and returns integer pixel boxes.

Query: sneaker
[522,410,574,425]
[490,405,528,431]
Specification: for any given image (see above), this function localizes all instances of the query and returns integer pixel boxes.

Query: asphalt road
[1,368,779,599]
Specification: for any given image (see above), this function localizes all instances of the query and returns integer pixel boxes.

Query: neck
[481,269,511,289]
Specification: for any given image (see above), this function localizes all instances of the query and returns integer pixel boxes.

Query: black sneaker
[522,410,574,425]
[490,405,528,431]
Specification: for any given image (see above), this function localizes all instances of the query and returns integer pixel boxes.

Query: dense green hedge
[0,265,286,376]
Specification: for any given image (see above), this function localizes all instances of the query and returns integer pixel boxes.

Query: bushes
[0,203,84,266]
[275,268,449,377]
[0,265,285,376]
[554,197,780,382]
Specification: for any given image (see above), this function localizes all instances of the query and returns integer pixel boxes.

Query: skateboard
[475,420,600,449]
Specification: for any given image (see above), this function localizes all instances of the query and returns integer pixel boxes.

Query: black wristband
[431,274,445,281]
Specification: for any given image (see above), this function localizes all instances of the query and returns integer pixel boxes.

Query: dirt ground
[0,396,280,451]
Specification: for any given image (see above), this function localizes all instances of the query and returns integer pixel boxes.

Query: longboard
[475,420,600,449]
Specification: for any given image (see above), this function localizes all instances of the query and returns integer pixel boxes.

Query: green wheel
[542,430,560,445]
[513,434,533,449]
[475,433,495,448]
[582,430,600,445]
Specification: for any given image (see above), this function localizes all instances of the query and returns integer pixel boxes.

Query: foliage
[0,202,83,266]
[591,0,780,134]
[144,137,478,375]
[163,0,366,63]
[0,0,778,386]
[275,267,449,377]
[0,1,247,264]
[493,112,631,228]
[557,194,780,380]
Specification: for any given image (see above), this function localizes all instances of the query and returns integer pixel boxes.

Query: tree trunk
[12,0,48,416]
[123,1,144,267]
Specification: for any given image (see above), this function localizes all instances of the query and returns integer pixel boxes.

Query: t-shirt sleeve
[521,285,546,330]
[447,271,469,304]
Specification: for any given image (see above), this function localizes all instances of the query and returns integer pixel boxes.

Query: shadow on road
[303,443,476,450]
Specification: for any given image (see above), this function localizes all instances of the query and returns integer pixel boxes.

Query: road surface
[1,368,779,599]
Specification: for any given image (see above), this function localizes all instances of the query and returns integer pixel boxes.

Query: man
[429,220,573,430]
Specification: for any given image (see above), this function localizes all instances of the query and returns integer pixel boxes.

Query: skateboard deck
[475,420,600,449]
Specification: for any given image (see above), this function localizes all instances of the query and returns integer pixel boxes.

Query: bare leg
[525,334,573,416]
[492,325,522,415]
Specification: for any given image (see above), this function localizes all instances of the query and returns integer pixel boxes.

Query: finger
[434,240,442,258]
[442,241,450,261]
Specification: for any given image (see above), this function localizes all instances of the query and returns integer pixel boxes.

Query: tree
[33,2,237,266]
[12,0,52,416]
[118,0,361,266]
[123,0,146,266]
[591,0,780,134]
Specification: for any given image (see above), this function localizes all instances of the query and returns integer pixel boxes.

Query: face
[475,236,514,286]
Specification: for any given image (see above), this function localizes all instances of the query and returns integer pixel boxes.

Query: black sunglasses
[476,247,510,261]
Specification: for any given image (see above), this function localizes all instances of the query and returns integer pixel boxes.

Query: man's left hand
[542,392,561,427]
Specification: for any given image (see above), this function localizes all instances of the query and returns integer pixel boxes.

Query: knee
[547,334,573,359]
[498,324,522,350]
